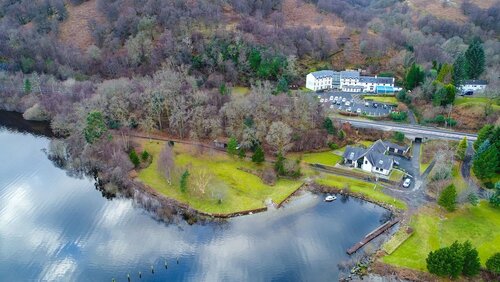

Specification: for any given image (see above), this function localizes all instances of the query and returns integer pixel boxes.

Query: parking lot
[316,92,394,117]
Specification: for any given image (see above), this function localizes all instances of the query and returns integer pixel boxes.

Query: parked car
[346,107,352,112]
[342,98,347,103]
[373,103,378,108]
[345,101,351,106]
[403,178,411,188]
[356,108,362,114]
[329,105,334,109]
[394,160,400,166]
[320,98,324,103]
[338,106,342,111]
[330,96,334,101]
[336,100,341,105]
[383,104,388,109]
[365,102,370,107]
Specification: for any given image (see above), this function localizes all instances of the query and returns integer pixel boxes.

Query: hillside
[59,0,104,50]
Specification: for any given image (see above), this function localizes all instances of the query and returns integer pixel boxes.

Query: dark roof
[343,146,367,161]
[310,70,336,79]
[367,152,393,170]
[340,70,360,79]
[382,141,409,152]
[370,140,388,154]
[462,80,488,85]
[359,76,394,84]
[342,140,395,170]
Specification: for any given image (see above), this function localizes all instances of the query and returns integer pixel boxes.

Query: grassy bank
[137,140,303,215]
[382,202,500,271]
[315,174,407,210]
[363,95,398,105]
[454,96,500,111]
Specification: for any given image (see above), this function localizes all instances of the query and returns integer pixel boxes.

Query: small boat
[325,195,337,202]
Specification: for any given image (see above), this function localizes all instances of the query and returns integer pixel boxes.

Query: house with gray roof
[341,140,409,175]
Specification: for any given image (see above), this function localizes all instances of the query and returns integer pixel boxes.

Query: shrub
[262,168,277,185]
[393,131,405,142]
[129,150,140,167]
[141,150,150,161]
[438,184,457,212]
[328,142,339,150]
[486,253,500,274]
[390,111,407,121]
[227,137,238,157]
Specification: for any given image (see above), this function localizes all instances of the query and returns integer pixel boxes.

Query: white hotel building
[306,69,396,93]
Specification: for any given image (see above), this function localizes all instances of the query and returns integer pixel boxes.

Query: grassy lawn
[315,174,407,210]
[291,151,343,166]
[137,140,303,215]
[451,162,467,194]
[454,96,500,108]
[382,202,500,271]
[389,169,405,182]
[231,86,250,96]
[363,95,398,105]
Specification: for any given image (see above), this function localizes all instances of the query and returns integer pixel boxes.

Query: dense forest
[0,0,499,189]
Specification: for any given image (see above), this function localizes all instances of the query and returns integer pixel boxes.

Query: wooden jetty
[347,218,400,255]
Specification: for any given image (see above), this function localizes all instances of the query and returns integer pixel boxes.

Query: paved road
[337,117,478,141]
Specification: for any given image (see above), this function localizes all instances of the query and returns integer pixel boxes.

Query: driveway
[316,92,394,117]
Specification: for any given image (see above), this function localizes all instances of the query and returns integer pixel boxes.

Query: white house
[341,140,409,176]
[459,80,488,95]
[306,69,395,93]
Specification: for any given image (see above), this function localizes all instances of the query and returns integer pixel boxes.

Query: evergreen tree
[486,252,500,274]
[456,137,467,161]
[465,40,485,79]
[84,111,108,144]
[462,241,481,277]
[473,146,499,180]
[405,63,425,90]
[452,54,467,86]
[238,148,246,159]
[180,170,190,193]
[129,150,140,167]
[436,63,453,84]
[141,150,150,161]
[474,124,494,150]
[276,77,289,93]
[468,193,479,206]
[251,145,265,164]
[426,241,464,279]
[338,129,346,140]
[24,78,32,94]
[438,184,457,212]
[323,117,335,135]
[274,152,286,176]
[227,137,238,157]
[489,182,500,207]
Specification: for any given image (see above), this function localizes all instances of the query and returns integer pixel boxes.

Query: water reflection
[0,119,389,281]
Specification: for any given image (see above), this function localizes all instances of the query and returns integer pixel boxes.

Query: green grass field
[315,174,407,210]
[363,95,398,105]
[382,202,500,271]
[137,141,303,215]
[291,151,343,166]
[454,97,500,111]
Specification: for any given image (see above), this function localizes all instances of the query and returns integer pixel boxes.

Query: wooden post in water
[139,271,142,279]
[165,260,168,269]
[151,265,154,274]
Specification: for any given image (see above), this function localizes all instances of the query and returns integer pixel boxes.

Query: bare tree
[266,121,293,155]
[192,169,214,195]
